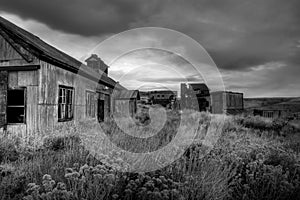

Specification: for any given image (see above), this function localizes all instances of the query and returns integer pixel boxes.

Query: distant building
[149,90,177,107]
[113,90,140,117]
[138,91,150,104]
[252,99,300,119]
[180,83,210,111]
[253,108,287,119]
[210,91,244,114]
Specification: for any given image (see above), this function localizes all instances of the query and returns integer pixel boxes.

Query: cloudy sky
[1,0,300,97]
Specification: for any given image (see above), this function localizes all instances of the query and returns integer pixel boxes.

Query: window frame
[86,90,96,118]
[7,87,26,124]
[58,85,74,122]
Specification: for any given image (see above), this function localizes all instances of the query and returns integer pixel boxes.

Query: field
[243,97,296,109]
[1,109,300,200]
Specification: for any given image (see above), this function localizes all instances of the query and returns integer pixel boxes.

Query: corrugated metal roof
[0,16,117,88]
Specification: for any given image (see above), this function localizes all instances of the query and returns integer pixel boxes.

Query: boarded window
[58,86,74,121]
[86,91,96,118]
[7,88,26,124]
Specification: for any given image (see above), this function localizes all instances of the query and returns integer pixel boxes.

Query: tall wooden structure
[180,83,210,111]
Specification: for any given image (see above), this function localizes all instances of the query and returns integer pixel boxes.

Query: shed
[210,91,244,114]
[0,16,119,137]
[253,98,300,119]
[148,90,177,107]
[113,90,140,117]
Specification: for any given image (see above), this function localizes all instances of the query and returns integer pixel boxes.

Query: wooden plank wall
[0,33,112,137]
[0,34,40,138]
[7,71,39,138]
[0,71,8,127]
[0,34,39,66]
[38,61,108,132]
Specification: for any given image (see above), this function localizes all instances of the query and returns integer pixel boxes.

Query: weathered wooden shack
[180,83,210,111]
[210,91,244,114]
[253,98,300,119]
[0,16,119,137]
[113,90,140,117]
[149,90,177,107]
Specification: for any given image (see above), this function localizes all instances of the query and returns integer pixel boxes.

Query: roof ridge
[0,15,118,88]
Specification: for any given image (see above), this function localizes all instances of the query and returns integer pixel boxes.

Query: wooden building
[252,99,300,119]
[180,83,210,111]
[253,108,287,119]
[210,91,244,114]
[113,90,140,117]
[0,16,120,137]
[148,90,177,107]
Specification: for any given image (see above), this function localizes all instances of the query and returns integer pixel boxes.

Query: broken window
[58,86,74,121]
[7,88,26,123]
[86,91,96,118]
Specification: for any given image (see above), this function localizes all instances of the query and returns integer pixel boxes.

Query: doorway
[97,99,105,122]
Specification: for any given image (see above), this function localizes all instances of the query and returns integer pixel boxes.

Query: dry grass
[0,110,300,200]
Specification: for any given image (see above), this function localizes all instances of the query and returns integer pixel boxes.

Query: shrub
[229,160,300,200]
[1,113,300,199]
[43,134,81,152]
[0,136,19,163]
[0,170,28,200]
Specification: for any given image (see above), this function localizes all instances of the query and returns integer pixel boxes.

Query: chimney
[85,54,109,76]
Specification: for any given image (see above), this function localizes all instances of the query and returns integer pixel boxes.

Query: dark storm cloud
[0,0,161,36]
[1,0,300,80]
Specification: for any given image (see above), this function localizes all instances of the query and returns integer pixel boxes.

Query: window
[58,86,74,121]
[86,91,96,118]
[7,88,26,123]
[263,111,274,118]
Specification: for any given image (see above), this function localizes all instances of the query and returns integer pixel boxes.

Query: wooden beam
[0,65,40,71]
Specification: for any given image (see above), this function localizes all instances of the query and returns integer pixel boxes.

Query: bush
[229,160,300,200]
[1,113,300,199]
[0,170,28,200]
[43,135,81,152]
[0,136,19,163]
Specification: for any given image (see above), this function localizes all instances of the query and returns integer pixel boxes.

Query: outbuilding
[113,90,140,117]
[210,91,244,114]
